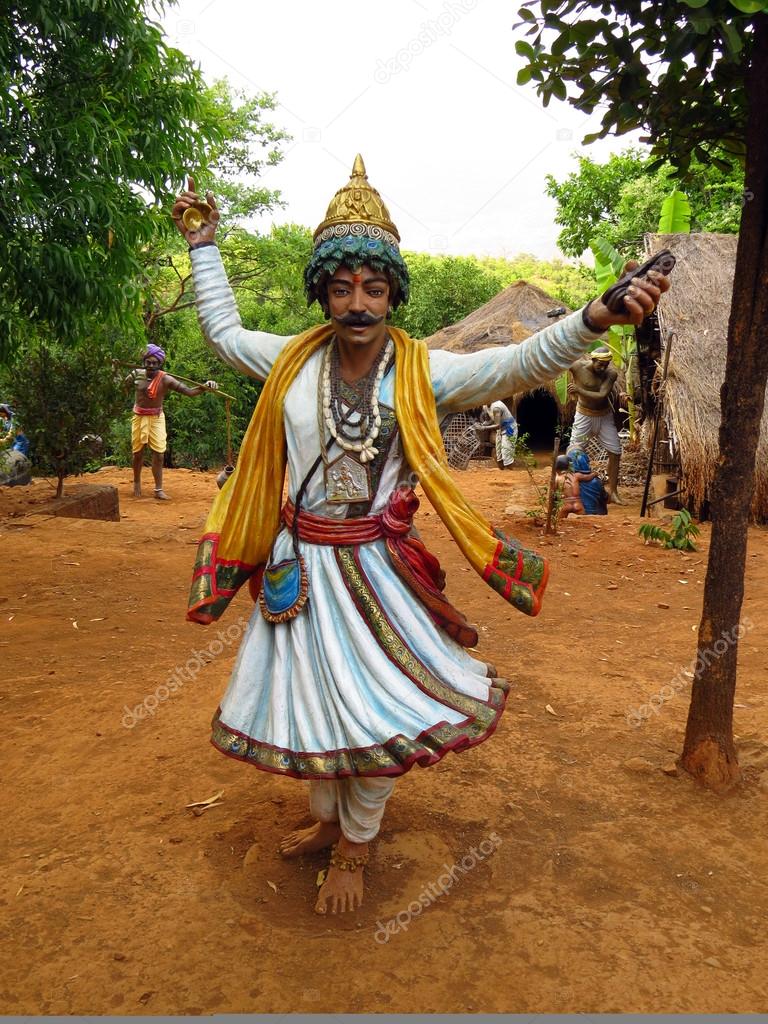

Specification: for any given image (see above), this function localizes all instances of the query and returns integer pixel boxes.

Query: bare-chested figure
[568,346,623,504]
[125,343,217,500]
[554,452,603,521]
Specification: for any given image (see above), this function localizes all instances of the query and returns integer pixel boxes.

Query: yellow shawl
[188,324,549,623]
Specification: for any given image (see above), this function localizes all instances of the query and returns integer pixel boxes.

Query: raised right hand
[171,176,220,247]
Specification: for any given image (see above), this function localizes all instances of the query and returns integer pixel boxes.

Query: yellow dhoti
[131,411,167,453]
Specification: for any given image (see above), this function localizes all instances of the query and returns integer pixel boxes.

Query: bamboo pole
[544,434,561,535]
[640,330,675,518]
[113,360,236,401]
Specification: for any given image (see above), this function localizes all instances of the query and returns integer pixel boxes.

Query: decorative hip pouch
[259,452,322,624]
[259,555,309,623]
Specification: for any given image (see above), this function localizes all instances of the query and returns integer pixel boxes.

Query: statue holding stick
[120,344,219,499]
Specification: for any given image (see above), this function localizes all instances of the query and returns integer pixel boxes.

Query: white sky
[163,0,640,260]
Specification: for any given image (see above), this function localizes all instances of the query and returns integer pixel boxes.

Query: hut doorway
[515,388,559,453]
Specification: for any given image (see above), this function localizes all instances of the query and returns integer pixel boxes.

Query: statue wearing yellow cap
[304,154,410,312]
[172,159,667,916]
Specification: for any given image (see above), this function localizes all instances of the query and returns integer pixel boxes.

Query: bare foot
[279,820,341,859]
[133,485,142,497]
[608,492,624,505]
[153,489,170,500]
[314,837,368,915]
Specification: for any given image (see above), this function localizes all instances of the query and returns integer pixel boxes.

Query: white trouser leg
[308,780,339,824]
[500,432,516,466]
[337,777,395,843]
[308,777,395,843]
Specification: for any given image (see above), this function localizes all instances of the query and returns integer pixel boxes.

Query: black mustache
[333,312,385,327]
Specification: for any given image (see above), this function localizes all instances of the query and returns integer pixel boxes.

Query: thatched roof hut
[424,280,570,354]
[645,231,768,518]
[424,280,571,449]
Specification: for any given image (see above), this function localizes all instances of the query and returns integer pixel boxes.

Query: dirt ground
[2,463,768,1015]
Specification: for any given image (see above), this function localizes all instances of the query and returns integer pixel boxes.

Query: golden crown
[313,154,400,244]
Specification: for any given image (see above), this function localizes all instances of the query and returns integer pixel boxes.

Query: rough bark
[681,16,768,791]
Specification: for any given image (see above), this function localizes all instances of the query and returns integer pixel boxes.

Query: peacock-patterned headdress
[304,154,410,310]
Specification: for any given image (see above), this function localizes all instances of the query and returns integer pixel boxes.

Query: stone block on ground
[52,484,120,523]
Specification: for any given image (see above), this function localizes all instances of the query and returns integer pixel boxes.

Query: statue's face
[591,357,609,376]
[143,355,161,374]
[327,264,390,349]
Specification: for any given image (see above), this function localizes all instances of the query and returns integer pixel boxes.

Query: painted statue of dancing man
[173,157,668,915]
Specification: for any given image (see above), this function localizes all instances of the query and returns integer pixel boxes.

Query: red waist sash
[133,405,162,416]
[282,487,478,648]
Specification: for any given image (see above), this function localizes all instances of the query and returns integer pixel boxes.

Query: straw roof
[645,231,768,518]
[424,280,570,353]
[423,280,571,407]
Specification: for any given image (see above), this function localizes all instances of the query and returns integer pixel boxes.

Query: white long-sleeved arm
[190,245,293,381]
[430,310,605,413]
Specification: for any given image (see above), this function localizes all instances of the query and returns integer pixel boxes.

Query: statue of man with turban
[172,158,668,914]
[568,345,624,503]
[125,343,218,499]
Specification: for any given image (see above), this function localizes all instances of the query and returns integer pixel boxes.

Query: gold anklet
[329,845,369,872]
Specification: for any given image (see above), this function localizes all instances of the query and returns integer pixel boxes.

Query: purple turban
[143,344,166,364]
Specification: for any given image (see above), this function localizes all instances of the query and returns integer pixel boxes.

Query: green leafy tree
[7,337,129,496]
[143,222,312,337]
[394,254,503,337]
[544,149,651,257]
[480,253,595,308]
[0,1,232,359]
[197,80,287,220]
[517,0,768,790]
[545,149,745,259]
[124,79,290,333]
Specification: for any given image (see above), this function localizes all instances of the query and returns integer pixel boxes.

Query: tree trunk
[56,473,64,499]
[681,17,768,791]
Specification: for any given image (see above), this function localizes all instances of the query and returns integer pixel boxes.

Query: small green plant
[525,489,547,523]
[515,433,545,510]
[517,433,564,527]
[638,509,700,551]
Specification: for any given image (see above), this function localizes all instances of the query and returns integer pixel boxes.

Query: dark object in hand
[600,249,676,315]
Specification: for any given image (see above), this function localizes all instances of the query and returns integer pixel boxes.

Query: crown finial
[313,154,400,243]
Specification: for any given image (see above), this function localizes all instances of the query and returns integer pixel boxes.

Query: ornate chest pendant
[324,451,372,504]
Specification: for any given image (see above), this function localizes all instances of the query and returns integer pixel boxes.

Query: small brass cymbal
[182,201,212,232]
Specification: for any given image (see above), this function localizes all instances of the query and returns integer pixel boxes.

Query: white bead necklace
[320,337,393,464]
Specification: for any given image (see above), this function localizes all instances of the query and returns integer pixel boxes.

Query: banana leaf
[658,189,691,233]
[606,326,625,366]
[590,236,624,285]
[555,370,569,406]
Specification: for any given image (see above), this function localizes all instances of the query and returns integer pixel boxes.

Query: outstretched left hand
[204,380,218,391]
[586,261,671,331]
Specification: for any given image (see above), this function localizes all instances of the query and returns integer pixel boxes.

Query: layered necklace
[319,336,394,504]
